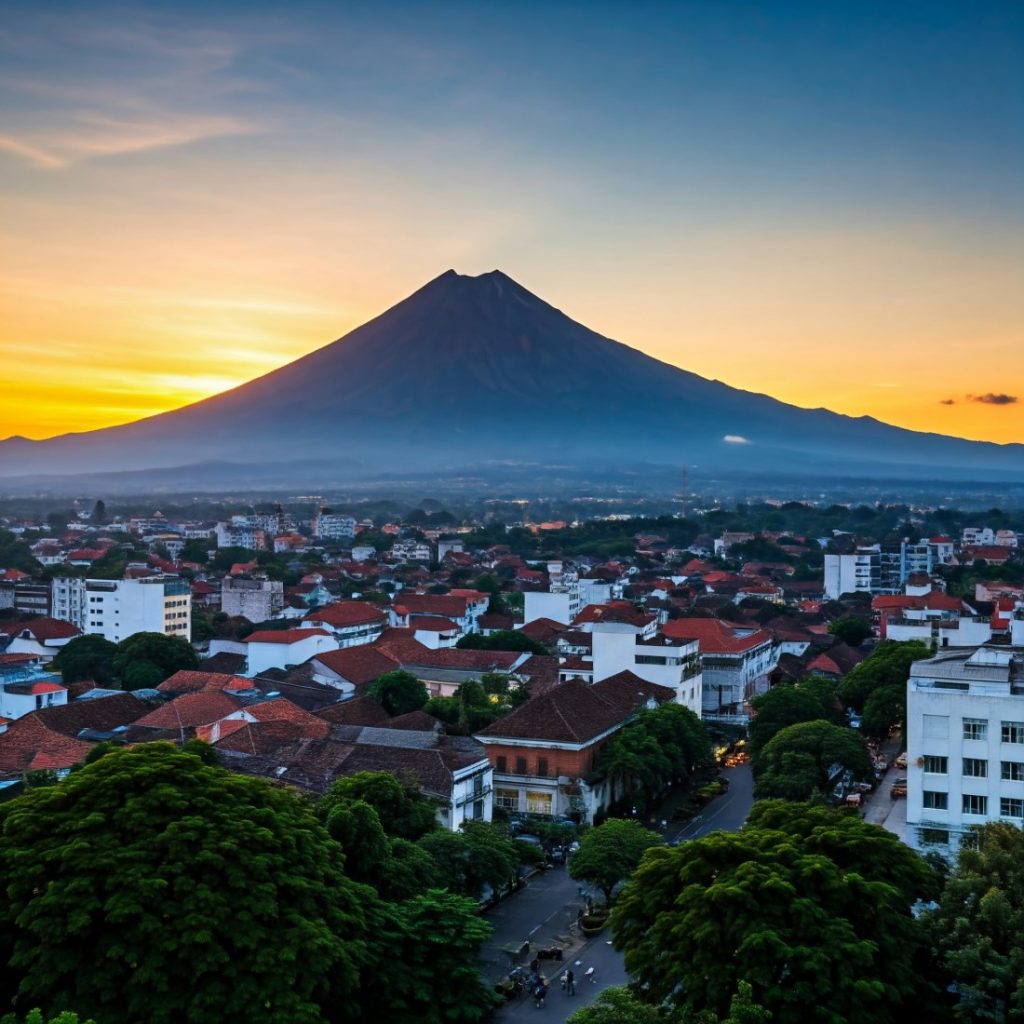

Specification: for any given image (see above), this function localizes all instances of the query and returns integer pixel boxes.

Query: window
[495,788,518,811]
[525,791,552,814]
[923,715,948,739]
[963,758,988,778]
[920,828,949,846]
[536,758,549,778]
[922,791,948,810]
[923,755,947,774]
[515,756,527,775]
[962,794,988,816]
[1000,798,1023,819]
[1001,721,1024,744]
[1001,761,1024,781]
[963,718,988,741]
[495,756,507,773]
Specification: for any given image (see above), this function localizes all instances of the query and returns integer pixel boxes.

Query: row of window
[495,787,552,814]
[924,755,1024,780]
[923,791,1024,817]
[963,719,1024,743]
[496,755,553,777]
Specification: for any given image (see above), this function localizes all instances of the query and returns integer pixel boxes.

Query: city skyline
[2,0,1022,443]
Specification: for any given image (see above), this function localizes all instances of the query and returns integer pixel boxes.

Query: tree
[566,986,663,1024]
[860,682,906,738]
[0,743,370,1024]
[748,682,841,757]
[90,500,106,525]
[827,615,872,647]
[51,635,118,685]
[321,770,438,841]
[838,640,930,713]
[417,821,523,897]
[568,818,663,906]
[111,632,199,689]
[1,1013,96,1024]
[610,801,945,1024]
[456,629,548,654]
[369,670,429,716]
[753,719,873,801]
[381,890,498,1023]
[927,822,1024,1022]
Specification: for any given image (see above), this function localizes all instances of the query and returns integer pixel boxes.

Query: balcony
[455,784,493,807]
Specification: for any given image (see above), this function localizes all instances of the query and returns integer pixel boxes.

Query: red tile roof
[15,617,81,641]
[410,616,461,632]
[662,617,770,653]
[158,670,253,694]
[246,628,332,644]
[131,691,244,731]
[573,602,655,629]
[312,647,401,686]
[303,601,387,629]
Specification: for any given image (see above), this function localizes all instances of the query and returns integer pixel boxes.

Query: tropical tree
[838,640,930,713]
[51,635,117,685]
[456,629,548,654]
[927,822,1024,1022]
[827,615,872,646]
[860,683,906,738]
[568,818,663,906]
[417,820,524,897]
[610,801,945,1024]
[748,681,841,756]
[0,743,370,1024]
[566,986,663,1024]
[111,631,199,689]
[370,670,429,716]
[753,719,873,801]
[320,770,438,841]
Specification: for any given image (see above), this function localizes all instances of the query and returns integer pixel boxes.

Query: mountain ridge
[1,269,1021,487]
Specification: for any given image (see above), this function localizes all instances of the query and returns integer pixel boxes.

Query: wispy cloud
[723,434,751,444]
[969,392,1018,405]
[939,398,956,405]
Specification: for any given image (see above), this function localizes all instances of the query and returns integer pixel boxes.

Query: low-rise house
[3,617,81,662]
[301,600,387,647]
[0,653,67,720]
[390,591,489,635]
[475,673,672,824]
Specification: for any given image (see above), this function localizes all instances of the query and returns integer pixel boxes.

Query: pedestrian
[566,969,576,995]
[534,980,547,1008]
[559,971,567,991]
[585,966,596,984]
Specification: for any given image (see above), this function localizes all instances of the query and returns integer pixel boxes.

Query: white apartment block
[52,576,192,644]
[522,572,615,627]
[906,648,1024,856]
[824,541,949,600]
[220,576,285,623]
[962,527,1018,548]
[313,512,356,541]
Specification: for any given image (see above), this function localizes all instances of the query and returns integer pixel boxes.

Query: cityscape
[1,2,1022,1024]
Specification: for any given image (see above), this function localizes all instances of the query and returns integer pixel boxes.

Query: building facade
[52,576,192,644]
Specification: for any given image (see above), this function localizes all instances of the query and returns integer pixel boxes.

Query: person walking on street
[565,969,576,995]
[534,979,547,1008]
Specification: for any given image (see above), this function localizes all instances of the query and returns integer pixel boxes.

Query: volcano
[1,269,1021,489]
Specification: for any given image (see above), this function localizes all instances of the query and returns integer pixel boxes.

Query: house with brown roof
[0,652,67,721]
[474,673,672,824]
[3,617,81,663]
[300,600,387,647]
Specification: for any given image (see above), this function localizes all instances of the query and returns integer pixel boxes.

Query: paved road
[485,763,755,1022]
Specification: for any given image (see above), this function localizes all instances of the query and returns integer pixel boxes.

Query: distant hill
[1,269,1021,489]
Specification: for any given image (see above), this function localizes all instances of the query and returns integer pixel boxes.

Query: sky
[2,0,1022,444]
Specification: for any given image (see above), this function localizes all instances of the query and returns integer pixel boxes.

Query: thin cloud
[939,398,956,406]
[0,135,64,168]
[723,434,751,444]
[969,393,1018,405]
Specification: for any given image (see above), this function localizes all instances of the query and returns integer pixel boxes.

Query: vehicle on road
[891,777,908,798]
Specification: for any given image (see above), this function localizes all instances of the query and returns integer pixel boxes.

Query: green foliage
[0,743,369,1024]
[417,820,524,897]
[927,822,1024,1022]
[838,640,930,713]
[860,682,906,738]
[611,801,944,1024]
[456,629,548,654]
[111,631,199,690]
[369,670,429,716]
[568,818,664,905]
[378,890,498,1023]
[748,680,843,756]
[1,1012,96,1024]
[321,770,438,841]
[827,615,872,646]
[0,529,43,575]
[597,703,711,804]
[51,634,118,685]
[689,981,773,1024]
[565,985,663,1024]
[753,719,873,801]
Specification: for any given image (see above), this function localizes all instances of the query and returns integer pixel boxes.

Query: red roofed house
[243,629,339,675]
[310,646,403,695]
[474,674,673,823]
[390,592,489,635]
[0,653,68,720]
[3,617,81,663]
[301,600,388,647]
[662,618,776,717]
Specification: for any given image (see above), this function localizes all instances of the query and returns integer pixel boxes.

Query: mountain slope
[1,269,1021,484]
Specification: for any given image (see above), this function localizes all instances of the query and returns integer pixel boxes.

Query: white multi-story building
[906,648,1024,856]
[824,540,951,600]
[220,576,284,623]
[313,511,356,541]
[962,527,1019,549]
[522,571,615,627]
[52,576,192,644]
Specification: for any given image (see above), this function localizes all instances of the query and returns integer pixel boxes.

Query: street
[484,763,754,1021]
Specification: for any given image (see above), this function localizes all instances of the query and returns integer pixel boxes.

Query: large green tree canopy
[838,640,930,713]
[568,818,663,905]
[753,719,873,801]
[748,680,843,756]
[0,744,368,1024]
[369,670,429,717]
[927,822,1024,1022]
[111,631,199,690]
[610,801,945,1024]
[51,635,118,685]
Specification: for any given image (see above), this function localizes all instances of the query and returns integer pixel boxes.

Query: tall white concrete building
[52,576,192,644]
[906,648,1024,856]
